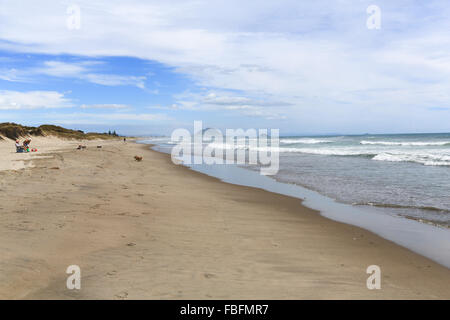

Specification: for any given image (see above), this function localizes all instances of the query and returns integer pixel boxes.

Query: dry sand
[0,137,84,171]
[0,138,449,299]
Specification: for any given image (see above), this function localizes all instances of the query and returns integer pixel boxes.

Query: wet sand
[0,139,449,299]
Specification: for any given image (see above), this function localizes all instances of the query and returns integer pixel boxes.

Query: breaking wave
[280,138,332,144]
[360,140,450,146]
[372,152,450,166]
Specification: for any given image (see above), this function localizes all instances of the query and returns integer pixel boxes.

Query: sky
[0,0,449,136]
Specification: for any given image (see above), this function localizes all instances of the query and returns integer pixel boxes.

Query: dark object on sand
[134,156,143,162]
[23,139,31,147]
[97,146,102,148]
[77,145,87,150]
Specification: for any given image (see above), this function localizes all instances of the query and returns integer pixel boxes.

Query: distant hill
[0,123,119,141]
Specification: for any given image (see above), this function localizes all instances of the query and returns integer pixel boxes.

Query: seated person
[15,140,24,153]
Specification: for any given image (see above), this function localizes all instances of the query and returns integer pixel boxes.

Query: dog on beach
[134,156,143,162]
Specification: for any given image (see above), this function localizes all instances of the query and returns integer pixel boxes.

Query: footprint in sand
[114,291,128,299]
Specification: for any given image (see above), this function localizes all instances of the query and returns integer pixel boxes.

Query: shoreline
[0,139,449,299]
[149,142,450,269]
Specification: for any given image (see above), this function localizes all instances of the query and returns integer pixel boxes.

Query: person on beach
[23,139,31,148]
[15,140,24,153]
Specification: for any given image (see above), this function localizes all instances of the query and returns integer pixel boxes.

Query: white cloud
[103,113,170,121]
[30,60,147,88]
[0,60,147,88]
[84,73,146,89]
[147,103,179,110]
[1,1,450,131]
[0,60,148,88]
[0,68,26,82]
[80,104,129,109]
[36,60,91,77]
[0,90,72,110]
[45,112,172,125]
[202,92,292,107]
[240,108,287,120]
[171,91,291,120]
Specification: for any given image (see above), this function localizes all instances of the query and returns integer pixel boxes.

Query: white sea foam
[277,147,450,166]
[372,152,450,166]
[280,138,332,144]
[207,142,249,150]
[164,133,450,167]
[145,137,171,142]
[206,144,370,155]
[281,148,373,156]
[360,140,450,146]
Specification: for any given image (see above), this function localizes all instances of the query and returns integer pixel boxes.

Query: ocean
[260,133,450,228]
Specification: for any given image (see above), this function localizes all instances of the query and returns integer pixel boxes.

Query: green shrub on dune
[0,123,118,140]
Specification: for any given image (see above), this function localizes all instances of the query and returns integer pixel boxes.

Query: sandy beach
[0,138,449,299]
